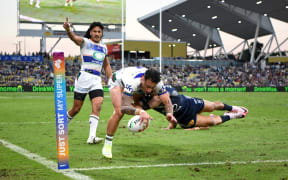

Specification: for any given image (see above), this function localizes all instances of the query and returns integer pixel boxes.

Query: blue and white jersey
[80,38,108,73]
[113,66,167,97]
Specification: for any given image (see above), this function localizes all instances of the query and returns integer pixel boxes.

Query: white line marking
[71,159,288,171]
[0,139,93,180]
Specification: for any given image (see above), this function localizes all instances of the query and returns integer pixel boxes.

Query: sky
[0,0,287,56]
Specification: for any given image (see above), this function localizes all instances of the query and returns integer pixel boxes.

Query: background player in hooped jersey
[63,18,112,144]
[102,67,177,158]
[138,85,248,130]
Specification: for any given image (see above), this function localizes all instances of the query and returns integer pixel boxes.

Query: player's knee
[114,108,123,118]
[92,106,101,115]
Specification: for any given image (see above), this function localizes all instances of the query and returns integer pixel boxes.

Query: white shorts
[108,77,123,91]
[74,71,103,94]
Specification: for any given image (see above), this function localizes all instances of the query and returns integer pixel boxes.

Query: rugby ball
[127,115,149,133]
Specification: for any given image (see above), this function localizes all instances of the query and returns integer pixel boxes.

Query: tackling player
[63,18,112,144]
[102,67,176,158]
[138,85,248,130]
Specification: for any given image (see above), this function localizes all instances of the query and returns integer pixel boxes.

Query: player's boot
[232,106,248,115]
[35,4,40,8]
[224,111,246,119]
[102,143,112,159]
[65,2,68,6]
[30,0,33,5]
[87,136,104,144]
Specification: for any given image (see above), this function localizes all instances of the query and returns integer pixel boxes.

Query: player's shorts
[175,97,204,129]
[74,70,103,94]
[108,72,124,90]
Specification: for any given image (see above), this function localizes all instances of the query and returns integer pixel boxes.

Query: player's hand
[63,17,71,32]
[139,110,152,126]
[184,127,210,131]
[162,121,176,130]
[166,113,177,124]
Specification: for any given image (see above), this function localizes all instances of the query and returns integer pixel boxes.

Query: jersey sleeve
[80,37,89,49]
[155,81,167,96]
[103,44,108,56]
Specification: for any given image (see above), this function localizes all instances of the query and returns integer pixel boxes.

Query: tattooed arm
[121,94,152,123]
[159,92,177,124]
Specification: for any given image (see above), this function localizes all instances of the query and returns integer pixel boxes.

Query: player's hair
[84,22,104,39]
[144,68,161,84]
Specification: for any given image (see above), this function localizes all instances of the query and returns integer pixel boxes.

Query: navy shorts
[175,97,204,128]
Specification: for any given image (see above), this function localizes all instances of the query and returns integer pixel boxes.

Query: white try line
[71,159,288,171]
[0,139,93,180]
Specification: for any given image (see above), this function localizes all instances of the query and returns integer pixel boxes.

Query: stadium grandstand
[0,52,287,92]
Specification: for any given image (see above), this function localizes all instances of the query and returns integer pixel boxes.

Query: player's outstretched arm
[159,93,177,124]
[163,121,177,130]
[184,127,210,131]
[63,17,84,46]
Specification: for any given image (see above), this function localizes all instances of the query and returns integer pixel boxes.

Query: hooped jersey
[113,66,167,97]
[80,38,108,73]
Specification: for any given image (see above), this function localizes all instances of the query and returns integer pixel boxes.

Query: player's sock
[88,115,99,138]
[220,115,231,123]
[223,104,232,111]
[104,135,113,145]
[102,135,113,158]
[67,112,73,123]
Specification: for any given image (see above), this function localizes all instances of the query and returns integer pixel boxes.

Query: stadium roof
[138,0,276,51]
[138,10,222,51]
[225,0,288,23]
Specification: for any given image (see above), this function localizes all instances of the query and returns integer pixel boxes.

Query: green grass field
[19,0,122,23]
[0,92,288,179]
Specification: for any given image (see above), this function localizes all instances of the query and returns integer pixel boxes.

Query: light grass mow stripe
[0,139,93,180]
[0,95,110,99]
[0,119,128,125]
[71,159,288,171]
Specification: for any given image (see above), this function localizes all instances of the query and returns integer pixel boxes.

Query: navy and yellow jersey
[142,85,204,128]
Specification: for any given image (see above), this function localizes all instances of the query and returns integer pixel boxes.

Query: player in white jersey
[102,67,177,158]
[63,18,112,144]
